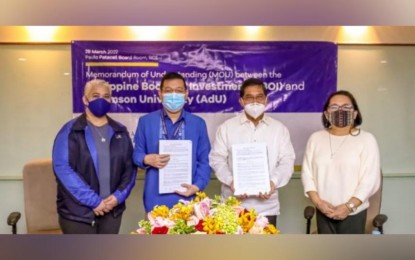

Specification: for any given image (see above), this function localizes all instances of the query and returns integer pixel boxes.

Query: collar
[239,112,270,126]
[72,113,126,133]
[161,108,186,123]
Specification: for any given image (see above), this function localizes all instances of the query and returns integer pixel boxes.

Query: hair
[322,90,363,128]
[239,78,267,97]
[159,72,187,90]
[83,79,112,96]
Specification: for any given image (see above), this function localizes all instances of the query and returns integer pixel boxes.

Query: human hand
[316,200,335,216]
[175,183,199,197]
[258,181,276,200]
[235,194,249,200]
[230,181,235,193]
[327,204,350,220]
[93,201,107,216]
[230,181,248,200]
[103,195,118,211]
[144,154,170,169]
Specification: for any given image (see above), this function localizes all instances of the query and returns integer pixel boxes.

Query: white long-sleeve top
[209,113,295,216]
[301,129,381,215]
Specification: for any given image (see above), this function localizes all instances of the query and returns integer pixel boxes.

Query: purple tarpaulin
[72,41,337,113]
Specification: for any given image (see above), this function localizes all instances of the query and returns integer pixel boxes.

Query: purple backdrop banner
[72,41,337,113]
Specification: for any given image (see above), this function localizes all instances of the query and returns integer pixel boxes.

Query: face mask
[162,93,185,112]
[244,103,266,119]
[327,110,354,128]
[86,98,111,117]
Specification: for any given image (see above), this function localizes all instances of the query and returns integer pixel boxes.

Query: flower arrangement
[134,192,279,235]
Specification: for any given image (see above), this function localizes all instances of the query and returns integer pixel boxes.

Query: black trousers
[316,209,367,234]
[266,215,277,227]
[59,213,122,234]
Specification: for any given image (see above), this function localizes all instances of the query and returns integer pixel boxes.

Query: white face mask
[244,103,266,119]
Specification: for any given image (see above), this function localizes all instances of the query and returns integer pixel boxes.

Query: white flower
[186,215,200,226]
[234,226,244,234]
[151,216,175,228]
[194,200,211,219]
[255,215,269,228]
[136,228,147,234]
[248,224,264,234]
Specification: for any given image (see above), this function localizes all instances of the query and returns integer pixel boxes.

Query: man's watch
[346,203,357,213]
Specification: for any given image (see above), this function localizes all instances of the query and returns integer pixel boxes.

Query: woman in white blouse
[301,90,381,234]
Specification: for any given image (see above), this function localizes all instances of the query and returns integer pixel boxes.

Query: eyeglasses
[328,104,354,111]
[243,95,266,103]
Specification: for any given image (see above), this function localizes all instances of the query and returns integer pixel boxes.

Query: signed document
[159,140,192,194]
[232,143,270,196]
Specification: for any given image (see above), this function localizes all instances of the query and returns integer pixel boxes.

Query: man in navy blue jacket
[133,72,211,212]
[52,79,136,234]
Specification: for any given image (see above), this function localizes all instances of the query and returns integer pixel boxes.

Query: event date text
[84,49,119,55]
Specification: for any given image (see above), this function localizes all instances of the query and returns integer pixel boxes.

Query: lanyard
[160,110,185,140]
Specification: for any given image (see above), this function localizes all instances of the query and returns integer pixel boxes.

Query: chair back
[23,159,61,234]
[304,169,385,234]
[364,170,383,234]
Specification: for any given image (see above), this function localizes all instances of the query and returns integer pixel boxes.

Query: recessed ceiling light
[18,58,27,62]
[26,26,58,41]
[343,26,368,37]
[130,26,169,40]
[244,26,261,34]
[380,60,387,64]
[63,72,70,76]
